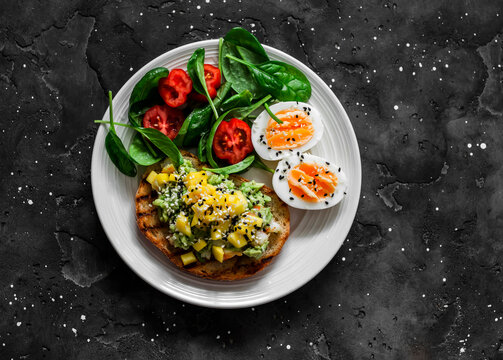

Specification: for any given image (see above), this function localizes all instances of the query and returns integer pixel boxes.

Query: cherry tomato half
[158,69,192,108]
[213,118,253,164]
[142,105,184,140]
[191,64,221,102]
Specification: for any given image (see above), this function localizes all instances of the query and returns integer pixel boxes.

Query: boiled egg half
[272,153,348,210]
[252,102,324,161]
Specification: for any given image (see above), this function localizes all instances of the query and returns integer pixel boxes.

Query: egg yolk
[287,163,338,202]
[265,108,314,150]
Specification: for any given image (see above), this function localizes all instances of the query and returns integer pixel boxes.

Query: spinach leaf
[264,102,283,124]
[135,128,184,168]
[226,55,311,102]
[203,155,255,175]
[229,94,271,119]
[104,91,137,177]
[206,109,233,168]
[224,27,269,63]
[128,101,153,127]
[129,133,162,166]
[105,132,137,177]
[129,67,169,105]
[251,156,275,174]
[220,41,266,99]
[187,48,219,119]
[198,131,209,163]
[175,82,232,147]
[220,90,253,110]
[218,37,224,78]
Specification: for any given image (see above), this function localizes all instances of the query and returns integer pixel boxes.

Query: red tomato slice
[142,105,184,140]
[158,69,192,108]
[213,118,253,164]
[191,64,221,102]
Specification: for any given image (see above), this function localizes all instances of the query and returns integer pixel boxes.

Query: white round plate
[91,40,361,309]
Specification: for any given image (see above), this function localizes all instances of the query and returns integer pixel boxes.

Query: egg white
[272,153,348,210]
[251,101,324,161]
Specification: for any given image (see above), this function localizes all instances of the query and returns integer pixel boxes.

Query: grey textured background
[1,0,503,359]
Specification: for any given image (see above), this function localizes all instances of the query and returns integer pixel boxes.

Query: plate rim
[91,39,361,308]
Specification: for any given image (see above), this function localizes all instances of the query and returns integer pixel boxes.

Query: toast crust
[135,151,290,281]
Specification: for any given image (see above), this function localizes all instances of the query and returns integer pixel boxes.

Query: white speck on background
[27,199,33,205]
[467,143,472,148]
[16,322,21,326]
[480,143,487,149]
[394,105,399,110]
[81,315,86,321]
[286,345,291,350]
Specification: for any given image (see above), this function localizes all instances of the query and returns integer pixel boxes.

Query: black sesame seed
[344,192,347,195]
[298,178,302,182]
[325,201,329,205]
[286,138,290,141]
[324,193,328,197]
[338,167,341,172]
[289,197,294,200]
[267,146,271,150]
[275,168,279,172]
[297,152,300,156]
[279,175,284,180]
[301,194,304,198]
[326,162,330,165]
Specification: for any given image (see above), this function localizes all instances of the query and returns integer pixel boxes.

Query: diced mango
[212,246,224,263]
[184,171,208,189]
[234,213,263,235]
[146,171,158,185]
[168,173,179,182]
[175,214,192,236]
[227,231,248,248]
[180,252,197,266]
[161,164,175,174]
[211,220,231,240]
[192,239,207,252]
[226,192,248,216]
[155,173,169,187]
[223,249,243,260]
[191,213,199,227]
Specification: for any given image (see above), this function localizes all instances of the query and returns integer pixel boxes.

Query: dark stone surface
[1,0,503,358]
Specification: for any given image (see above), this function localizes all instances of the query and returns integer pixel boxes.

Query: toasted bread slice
[135,151,290,281]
